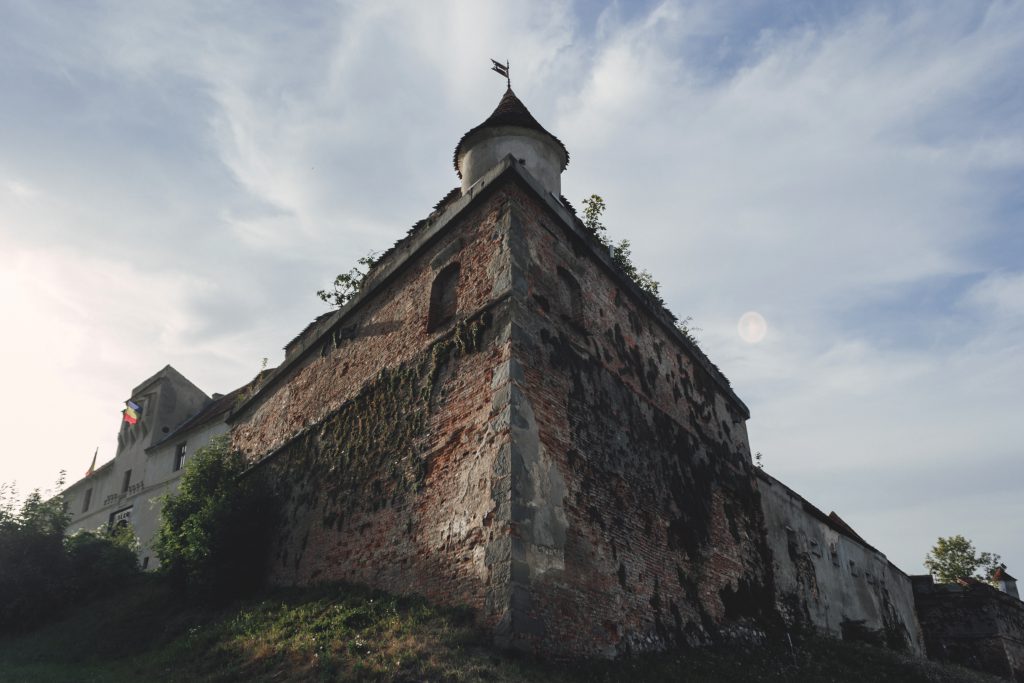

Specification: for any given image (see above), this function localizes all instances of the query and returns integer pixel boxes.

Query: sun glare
[738,311,768,344]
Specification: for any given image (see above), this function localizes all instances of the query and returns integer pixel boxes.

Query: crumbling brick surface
[232,191,520,628]
[497,187,773,656]
[230,168,774,657]
[232,195,509,460]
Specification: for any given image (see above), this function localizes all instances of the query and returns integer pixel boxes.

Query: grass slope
[0,577,1003,682]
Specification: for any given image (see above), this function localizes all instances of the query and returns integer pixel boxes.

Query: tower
[229,86,772,656]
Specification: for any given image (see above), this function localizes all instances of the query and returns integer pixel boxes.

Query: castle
[62,86,1024,678]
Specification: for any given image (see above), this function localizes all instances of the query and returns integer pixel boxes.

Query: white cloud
[6,180,39,199]
[963,271,1024,320]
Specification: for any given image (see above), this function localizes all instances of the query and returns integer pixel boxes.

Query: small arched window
[428,262,460,331]
[557,266,583,326]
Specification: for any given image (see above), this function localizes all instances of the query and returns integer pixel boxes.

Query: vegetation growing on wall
[536,321,773,647]
[4,579,1000,682]
[268,311,490,562]
[581,194,699,344]
[581,195,663,301]
[318,252,380,308]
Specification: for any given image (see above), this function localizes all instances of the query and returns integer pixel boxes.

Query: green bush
[0,477,144,633]
[66,524,139,597]
[0,480,72,632]
[154,434,275,603]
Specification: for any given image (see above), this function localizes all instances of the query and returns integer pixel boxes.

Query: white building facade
[62,365,241,569]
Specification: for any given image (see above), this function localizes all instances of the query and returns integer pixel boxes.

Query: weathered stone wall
[499,182,773,656]
[232,192,509,460]
[231,186,522,629]
[757,471,924,655]
[913,576,1024,680]
[226,161,814,658]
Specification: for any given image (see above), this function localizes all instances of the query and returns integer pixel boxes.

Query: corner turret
[454,87,568,197]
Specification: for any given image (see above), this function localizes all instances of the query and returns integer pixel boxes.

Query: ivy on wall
[268,311,491,540]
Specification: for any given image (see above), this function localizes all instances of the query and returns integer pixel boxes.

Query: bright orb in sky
[738,311,768,344]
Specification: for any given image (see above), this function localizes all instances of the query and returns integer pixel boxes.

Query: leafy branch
[583,194,661,300]
[317,252,379,309]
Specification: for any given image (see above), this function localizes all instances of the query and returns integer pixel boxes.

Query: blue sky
[1,0,1021,577]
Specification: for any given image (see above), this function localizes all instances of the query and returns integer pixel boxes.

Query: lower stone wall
[757,471,925,655]
[508,318,774,657]
[913,576,1024,681]
[251,308,513,630]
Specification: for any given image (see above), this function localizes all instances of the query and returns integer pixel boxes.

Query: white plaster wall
[758,472,926,655]
[136,420,229,569]
[65,470,116,535]
[60,368,228,570]
[459,127,565,197]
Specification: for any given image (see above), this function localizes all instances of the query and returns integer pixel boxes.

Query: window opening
[122,469,132,493]
[174,442,188,471]
[82,488,92,513]
[427,263,460,331]
[557,267,583,326]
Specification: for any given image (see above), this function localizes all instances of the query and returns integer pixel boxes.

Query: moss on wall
[264,311,491,566]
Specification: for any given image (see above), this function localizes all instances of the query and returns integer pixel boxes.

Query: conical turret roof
[453,88,569,178]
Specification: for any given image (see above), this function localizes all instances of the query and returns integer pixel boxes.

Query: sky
[1,0,1021,577]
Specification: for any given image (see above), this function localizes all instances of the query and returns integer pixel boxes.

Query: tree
[0,475,141,632]
[318,251,379,308]
[924,535,1002,583]
[154,434,275,603]
[65,524,139,597]
[0,476,71,632]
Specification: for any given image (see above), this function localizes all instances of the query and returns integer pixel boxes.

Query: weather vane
[490,58,510,88]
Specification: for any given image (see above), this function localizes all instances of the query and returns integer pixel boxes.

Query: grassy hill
[0,577,1003,682]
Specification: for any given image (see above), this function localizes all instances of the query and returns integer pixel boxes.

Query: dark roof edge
[231,155,747,422]
[145,387,243,453]
[64,459,115,491]
[755,469,911,578]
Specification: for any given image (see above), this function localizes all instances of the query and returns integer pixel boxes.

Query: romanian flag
[122,400,141,425]
[86,447,97,477]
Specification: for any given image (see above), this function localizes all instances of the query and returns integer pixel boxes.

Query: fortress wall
[499,187,773,656]
[232,192,510,460]
[232,190,520,627]
[913,576,1024,680]
[756,471,925,655]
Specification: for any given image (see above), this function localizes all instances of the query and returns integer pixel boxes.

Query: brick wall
[231,183,522,630]
[497,178,773,656]
[229,160,774,657]
[232,193,508,460]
